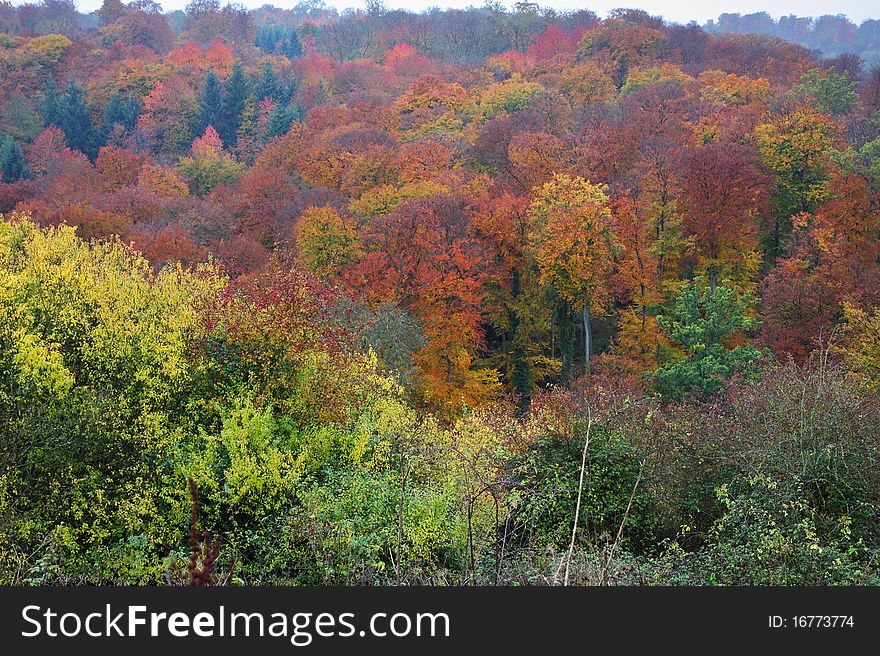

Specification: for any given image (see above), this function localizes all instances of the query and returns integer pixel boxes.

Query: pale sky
[29,1,880,25]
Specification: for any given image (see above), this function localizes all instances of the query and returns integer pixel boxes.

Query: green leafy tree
[754,109,834,261]
[657,476,874,585]
[653,278,764,399]
[796,67,859,116]
[1,94,42,142]
[0,214,223,583]
[178,126,244,195]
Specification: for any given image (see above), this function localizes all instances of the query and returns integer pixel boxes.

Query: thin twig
[564,404,592,586]
[601,459,645,586]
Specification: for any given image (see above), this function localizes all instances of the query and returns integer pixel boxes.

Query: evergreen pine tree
[0,136,31,182]
[254,26,272,52]
[653,278,766,400]
[264,102,301,140]
[59,79,100,159]
[121,92,142,130]
[281,29,302,58]
[280,73,300,106]
[220,63,248,147]
[103,90,124,133]
[39,78,61,128]
[104,91,141,138]
[254,60,278,103]
[199,70,225,136]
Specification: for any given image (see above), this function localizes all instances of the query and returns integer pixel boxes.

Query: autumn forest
[1,1,880,586]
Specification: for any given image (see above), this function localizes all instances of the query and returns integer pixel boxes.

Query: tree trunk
[512,340,531,414]
[582,292,591,377]
[510,269,531,412]
[558,303,575,383]
[396,447,407,586]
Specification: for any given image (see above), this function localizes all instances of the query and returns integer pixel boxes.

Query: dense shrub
[1,218,879,586]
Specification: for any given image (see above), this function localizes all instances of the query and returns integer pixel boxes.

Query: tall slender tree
[220,62,248,146]
[199,70,225,136]
[39,78,61,128]
[529,174,615,377]
[254,60,279,103]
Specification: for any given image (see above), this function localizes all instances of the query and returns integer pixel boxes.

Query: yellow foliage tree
[23,34,71,65]
[842,303,880,391]
[529,174,615,375]
[0,213,223,571]
[558,62,616,105]
[477,74,544,119]
[294,206,361,278]
[138,162,190,197]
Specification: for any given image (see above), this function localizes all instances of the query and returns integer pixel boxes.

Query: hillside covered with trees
[1,1,879,585]
[706,12,880,65]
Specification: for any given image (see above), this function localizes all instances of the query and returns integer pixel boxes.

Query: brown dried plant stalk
[166,478,236,586]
